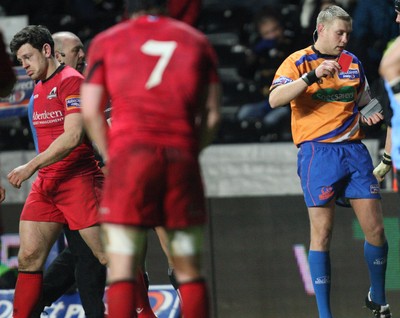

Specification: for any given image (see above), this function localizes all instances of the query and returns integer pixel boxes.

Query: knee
[18,248,43,271]
[365,224,386,246]
[310,228,333,250]
[93,252,108,266]
[169,227,204,258]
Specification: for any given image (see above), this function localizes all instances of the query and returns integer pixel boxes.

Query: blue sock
[309,250,332,318]
[364,241,388,305]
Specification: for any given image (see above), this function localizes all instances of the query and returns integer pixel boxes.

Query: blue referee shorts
[297,141,381,207]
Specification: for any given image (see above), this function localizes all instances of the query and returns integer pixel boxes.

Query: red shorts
[21,173,103,230]
[100,145,206,229]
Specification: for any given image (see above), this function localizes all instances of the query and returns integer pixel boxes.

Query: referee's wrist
[301,70,319,86]
[382,151,392,165]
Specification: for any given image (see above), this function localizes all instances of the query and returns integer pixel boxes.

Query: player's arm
[269,78,309,108]
[198,82,221,151]
[380,36,400,85]
[8,113,85,188]
[373,36,400,182]
[269,60,341,108]
[0,185,5,203]
[81,83,109,163]
[373,126,392,182]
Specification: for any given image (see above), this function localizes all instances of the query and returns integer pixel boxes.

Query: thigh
[79,226,107,265]
[18,220,63,270]
[64,227,92,258]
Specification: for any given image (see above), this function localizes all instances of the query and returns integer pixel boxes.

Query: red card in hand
[338,52,352,73]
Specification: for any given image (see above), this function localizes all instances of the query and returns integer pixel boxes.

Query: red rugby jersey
[33,65,99,178]
[85,15,219,155]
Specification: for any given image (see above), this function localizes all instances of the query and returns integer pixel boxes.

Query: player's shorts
[21,172,104,230]
[100,145,206,229]
[297,141,381,207]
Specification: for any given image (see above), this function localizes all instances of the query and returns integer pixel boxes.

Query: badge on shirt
[66,95,81,110]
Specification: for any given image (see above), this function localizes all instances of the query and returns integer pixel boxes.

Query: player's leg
[61,173,107,266]
[163,147,210,317]
[168,225,209,318]
[30,246,76,317]
[168,227,208,316]
[352,199,389,307]
[64,227,107,318]
[102,223,147,318]
[155,226,179,289]
[307,202,335,318]
[78,225,108,265]
[13,220,63,318]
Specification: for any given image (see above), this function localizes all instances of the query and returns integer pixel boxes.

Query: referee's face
[320,19,351,56]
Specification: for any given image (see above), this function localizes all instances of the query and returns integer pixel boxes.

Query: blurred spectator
[168,0,202,27]
[0,30,16,97]
[300,0,338,41]
[236,6,301,139]
[348,0,399,84]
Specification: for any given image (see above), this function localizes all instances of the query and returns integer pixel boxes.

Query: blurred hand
[0,186,5,203]
[373,151,392,182]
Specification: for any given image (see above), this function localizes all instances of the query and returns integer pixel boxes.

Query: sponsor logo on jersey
[312,86,355,102]
[315,276,330,284]
[47,87,57,99]
[66,95,81,110]
[272,76,293,86]
[319,186,334,201]
[34,94,39,99]
[32,109,64,125]
[339,68,360,80]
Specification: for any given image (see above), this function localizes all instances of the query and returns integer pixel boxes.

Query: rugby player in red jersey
[81,0,221,317]
[8,25,107,318]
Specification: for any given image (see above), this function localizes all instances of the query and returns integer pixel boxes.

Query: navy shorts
[297,141,380,207]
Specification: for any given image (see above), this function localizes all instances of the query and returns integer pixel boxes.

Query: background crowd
[0,0,398,146]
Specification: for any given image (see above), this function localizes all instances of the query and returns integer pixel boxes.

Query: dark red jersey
[85,15,219,155]
[33,65,99,178]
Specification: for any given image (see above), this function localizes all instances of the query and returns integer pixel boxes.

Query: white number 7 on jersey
[141,40,177,89]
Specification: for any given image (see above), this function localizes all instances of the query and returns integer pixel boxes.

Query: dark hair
[254,6,284,30]
[395,0,400,11]
[10,25,54,56]
[125,0,167,15]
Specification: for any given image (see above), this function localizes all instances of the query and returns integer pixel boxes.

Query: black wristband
[382,151,392,165]
[301,70,319,86]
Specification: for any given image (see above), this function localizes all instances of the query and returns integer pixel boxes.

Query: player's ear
[42,43,52,58]
[54,51,62,63]
[317,23,325,35]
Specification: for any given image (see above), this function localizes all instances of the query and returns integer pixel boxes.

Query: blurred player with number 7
[81,0,221,317]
